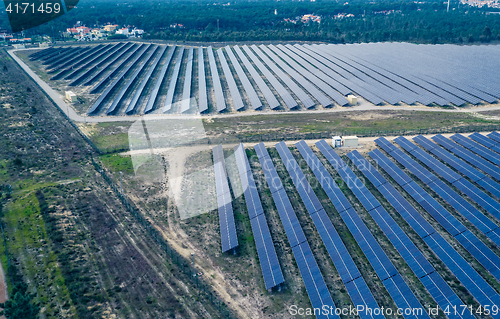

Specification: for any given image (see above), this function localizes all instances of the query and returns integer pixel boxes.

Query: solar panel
[374,140,500,283]
[393,136,500,245]
[217,49,244,110]
[144,46,176,113]
[125,45,168,114]
[107,45,159,114]
[87,43,142,89]
[47,46,93,71]
[469,132,500,154]
[213,145,238,252]
[451,134,500,166]
[241,45,297,109]
[488,131,500,144]
[198,47,209,113]
[264,45,334,107]
[233,143,283,289]
[225,46,263,110]
[292,242,338,319]
[88,44,151,114]
[181,47,194,113]
[207,46,226,112]
[163,47,185,112]
[367,149,500,310]
[252,45,316,108]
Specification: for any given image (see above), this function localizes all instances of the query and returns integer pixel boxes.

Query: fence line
[90,155,235,318]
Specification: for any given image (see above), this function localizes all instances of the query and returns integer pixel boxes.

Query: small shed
[342,136,358,147]
[65,91,77,103]
[332,136,342,148]
[12,44,25,50]
[347,95,357,105]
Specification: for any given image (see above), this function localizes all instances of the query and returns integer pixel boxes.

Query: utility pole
[119,171,123,195]
[191,253,196,277]
[447,0,450,12]
[217,19,219,32]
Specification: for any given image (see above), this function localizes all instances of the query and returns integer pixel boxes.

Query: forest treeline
[3,0,500,44]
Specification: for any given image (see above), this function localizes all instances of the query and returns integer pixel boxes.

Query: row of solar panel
[369,136,500,309]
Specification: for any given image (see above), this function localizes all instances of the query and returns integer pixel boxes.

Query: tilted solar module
[488,131,500,144]
[254,143,337,317]
[241,45,297,109]
[43,47,77,65]
[217,49,244,110]
[47,46,93,71]
[198,47,209,113]
[65,43,129,83]
[469,132,500,154]
[30,47,57,60]
[88,44,151,114]
[106,45,159,114]
[433,134,500,182]
[296,45,384,105]
[395,136,500,220]
[86,43,142,89]
[233,144,284,290]
[451,134,500,168]
[143,46,176,113]
[225,46,263,110]
[50,44,111,74]
[213,145,238,252]
[376,137,500,282]
[88,44,145,93]
[163,47,185,112]
[368,148,500,310]
[125,45,168,114]
[207,46,226,112]
[181,47,194,113]
[254,45,319,108]
[413,135,500,200]
[249,44,314,108]
[314,139,429,319]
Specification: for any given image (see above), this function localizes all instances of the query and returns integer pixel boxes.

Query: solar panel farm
[7,41,500,319]
[14,41,500,117]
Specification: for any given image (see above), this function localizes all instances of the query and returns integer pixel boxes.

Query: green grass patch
[0,188,74,316]
[99,154,134,174]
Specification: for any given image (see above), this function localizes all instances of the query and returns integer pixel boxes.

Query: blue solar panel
[488,131,500,144]
[423,232,500,308]
[249,212,284,290]
[213,145,238,252]
[344,277,385,319]
[451,134,500,166]
[451,179,500,222]
[469,132,500,153]
[455,230,500,280]
[361,149,500,312]
[433,135,500,182]
[292,242,338,319]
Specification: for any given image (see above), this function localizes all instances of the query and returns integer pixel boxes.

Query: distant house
[103,24,119,32]
[91,29,104,39]
[116,28,130,36]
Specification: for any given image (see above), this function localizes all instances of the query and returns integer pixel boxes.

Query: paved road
[8,48,500,124]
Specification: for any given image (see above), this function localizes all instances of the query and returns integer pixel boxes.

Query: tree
[0,281,39,319]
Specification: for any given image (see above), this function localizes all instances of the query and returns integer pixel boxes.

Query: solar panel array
[207,46,227,112]
[144,46,176,113]
[413,135,500,201]
[368,147,500,310]
[217,49,244,111]
[376,137,500,283]
[314,140,429,319]
[163,47,185,112]
[224,46,262,110]
[348,150,476,319]
[451,134,500,166]
[29,43,500,116]
[233,143,284,290]
[198,47,209,113]
[213,145,238,253]
[254,142,338,318]
[181,47,194,113]
[286,141,385,319]
[126,45,168,114]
